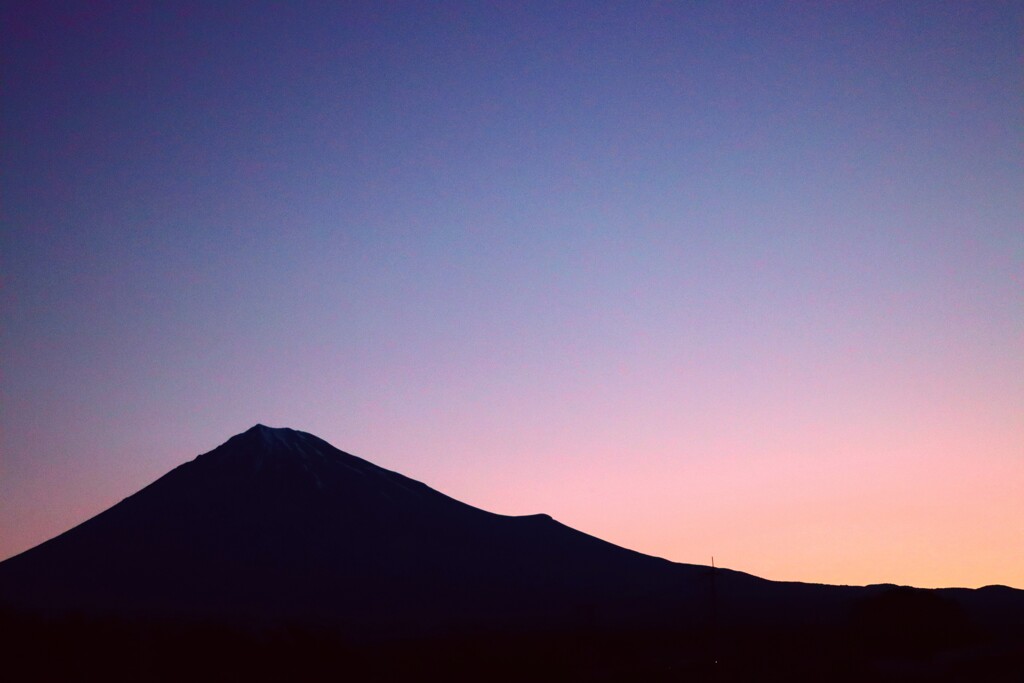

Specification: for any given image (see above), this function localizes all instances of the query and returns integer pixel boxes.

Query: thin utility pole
[710,556,718,670]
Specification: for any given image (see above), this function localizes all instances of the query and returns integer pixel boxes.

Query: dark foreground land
[3,599,1022,682]
[2,426,1021,681]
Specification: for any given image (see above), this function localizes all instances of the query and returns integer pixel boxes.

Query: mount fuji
[1,425,1020,680]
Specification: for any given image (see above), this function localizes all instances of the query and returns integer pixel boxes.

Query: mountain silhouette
[0,425,722,632]
[1,425,1021,680]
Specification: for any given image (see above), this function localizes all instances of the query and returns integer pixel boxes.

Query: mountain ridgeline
[1,425,1021,681]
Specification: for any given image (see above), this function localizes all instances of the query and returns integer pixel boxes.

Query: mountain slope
[0,425,728,633]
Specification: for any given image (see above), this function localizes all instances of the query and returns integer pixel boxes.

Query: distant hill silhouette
[1,425,1021,681]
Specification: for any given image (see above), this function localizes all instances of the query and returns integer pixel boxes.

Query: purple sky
[2,1,1021,588]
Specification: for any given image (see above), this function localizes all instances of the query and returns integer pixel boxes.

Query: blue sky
[2,1,1021,587]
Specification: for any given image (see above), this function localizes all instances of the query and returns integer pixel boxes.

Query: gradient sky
[2,1,1021,589]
